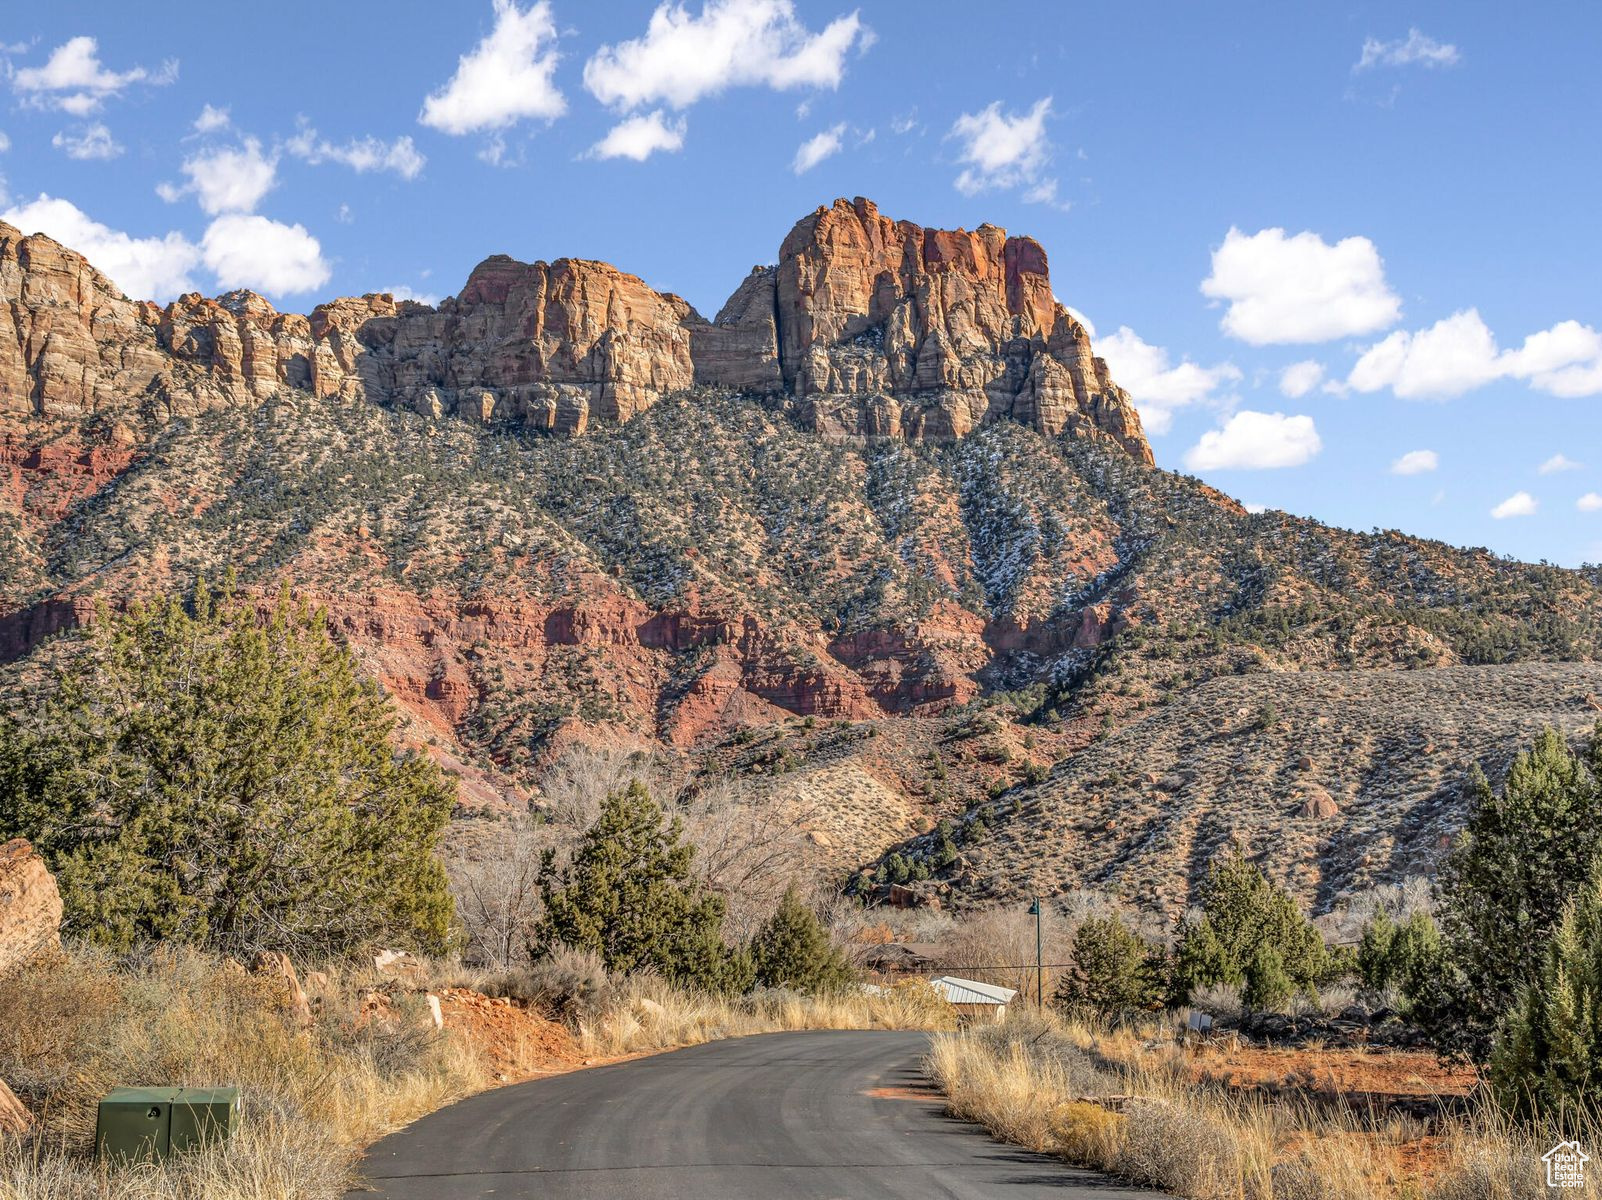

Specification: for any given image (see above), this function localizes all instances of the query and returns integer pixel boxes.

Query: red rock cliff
[695,197,1149,460]
[0,198,1150,460]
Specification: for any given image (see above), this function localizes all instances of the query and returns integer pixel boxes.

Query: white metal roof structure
[928,976,1019,1006]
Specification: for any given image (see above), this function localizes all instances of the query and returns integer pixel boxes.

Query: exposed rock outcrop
[0,838,62,974]
[252,949,314,1027]
[0,1078,30,1135]
[704,197,1151,460]
[0,198,1150,458]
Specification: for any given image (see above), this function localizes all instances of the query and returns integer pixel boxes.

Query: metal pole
[1034,898,1043,1008]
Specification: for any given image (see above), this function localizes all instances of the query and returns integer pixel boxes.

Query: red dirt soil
[1189,1043,1478,1099]
[436,987,581,1081]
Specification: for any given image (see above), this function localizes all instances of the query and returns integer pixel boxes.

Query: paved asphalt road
[350,1029,1160,1199]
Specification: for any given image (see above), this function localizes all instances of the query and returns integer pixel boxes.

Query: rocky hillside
[3,197,1601,916]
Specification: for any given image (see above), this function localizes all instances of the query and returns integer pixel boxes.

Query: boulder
[632,996,666,1021]
[251,949,313,1026]
[1296,788,1340,820]
[373,948,423,976]
[0,838,62,975]
[0,1078,31,1135]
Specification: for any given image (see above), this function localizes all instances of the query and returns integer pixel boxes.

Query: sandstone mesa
[0,197,1150,463]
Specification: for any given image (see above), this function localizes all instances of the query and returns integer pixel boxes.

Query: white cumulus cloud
[1278,360,1324,398]
[1201,226,1401,345]
[12,36,176,114]
[1095,326,1241,435]
[1490,491,1538,519]
[1347,309,1501,399]
[192,104,230,134]
[584,0,868,113]
[1184,411,1322,471]
[1501,319,1602,397]
[1390,449,1439,475]
[420,0,565,136]
[587,110,688,161]
[948,96,1054,198]
[1539,453,1583,474]
[1578,493,1602,513]
[51,122,123,160]
[201,214,330,295]
[1,193,199,299]
[1356,29,1460,71]
[158,138,278,215]
[286,126,426,179]
[792,122,844,173]
[1347,310,1602,400]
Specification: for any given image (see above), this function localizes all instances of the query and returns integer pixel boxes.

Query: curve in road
[350,1029,1160,1199]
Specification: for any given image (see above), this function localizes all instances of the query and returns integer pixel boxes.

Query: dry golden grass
[570,976,956,1058]
[0,947,955,1199]
[0,946,486,1200]
[926,1010,1600,1200]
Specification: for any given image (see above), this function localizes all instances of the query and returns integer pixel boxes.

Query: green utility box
[95,1086,241,1162]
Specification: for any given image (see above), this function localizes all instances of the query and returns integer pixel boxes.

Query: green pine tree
[1489,856,1602,1120]
[0,579,456,955]
[533,780,738,991]
[1419,726,1602,1064]
[1174,845,1330,1005]
[749,887,855,993]
[1243,943,1294,1013]
[1052,914,1165,1021]
[1358,908,1443,1010]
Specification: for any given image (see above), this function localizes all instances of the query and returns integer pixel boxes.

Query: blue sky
[3,1,1601,565]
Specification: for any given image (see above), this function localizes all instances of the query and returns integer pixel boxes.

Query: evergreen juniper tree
[1174,845,1330,1006]
[0,580,456,955]
[1418,726,1602,1064]
[1357,908,1443,1011]
[1243,942,1294,1013]
[1489,855,1602,1121]
[1052,914,1165,1022]
[533,780,739,991]
[749,887,855,993]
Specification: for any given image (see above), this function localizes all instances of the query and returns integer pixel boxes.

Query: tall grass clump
[0,945,484,1200]
[926,1008,1590,1200]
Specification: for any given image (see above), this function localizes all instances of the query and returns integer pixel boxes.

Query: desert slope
[3,199,1601,912]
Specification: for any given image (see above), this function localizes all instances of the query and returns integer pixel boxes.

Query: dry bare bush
[1116,1097,1251,1200]
[449,746,823,962]
[448,814,548,970]
[1188,981,1245,1021]
[934,908,1073,1003]
[676,775,823,940]
[1426,1101,1601,1200]
[1321,878,1436,946]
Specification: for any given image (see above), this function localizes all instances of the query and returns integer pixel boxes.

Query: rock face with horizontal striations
[0,838,62,975]
[0,198,1150,459]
